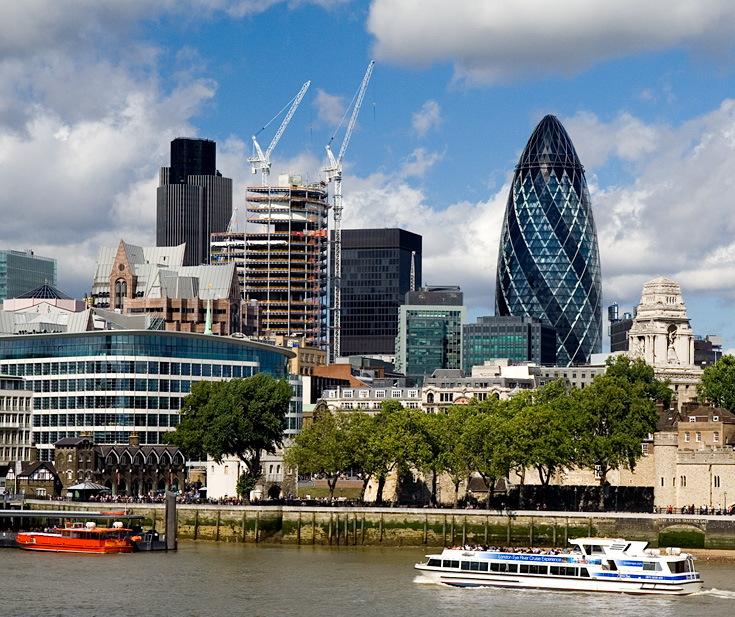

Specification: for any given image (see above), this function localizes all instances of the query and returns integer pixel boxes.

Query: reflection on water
[3,543,735,617]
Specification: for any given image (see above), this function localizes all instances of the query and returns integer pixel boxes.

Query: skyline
[3,2,735,351]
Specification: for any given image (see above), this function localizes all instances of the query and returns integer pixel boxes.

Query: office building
[395,286,466,384]
[157,138,232,266]
[0,250,56,301]
[462,316,556,372]
[244,174,329,346]
[495,115,602,366]
[608,303,634,352]
[0,329,299,462]
[335,228,422,357]
[0,375,33,465]
[91,240,241,335]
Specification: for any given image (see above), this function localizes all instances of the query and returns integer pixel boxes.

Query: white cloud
[367,0,735,84]
[412,100,442,137]
[313,89,348,128]
[565,101,735,319]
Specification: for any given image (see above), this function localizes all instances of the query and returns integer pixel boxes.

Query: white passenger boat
[415,537,702,595]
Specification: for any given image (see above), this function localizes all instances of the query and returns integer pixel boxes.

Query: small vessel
[415,537,702,595]
[16,521,133,554]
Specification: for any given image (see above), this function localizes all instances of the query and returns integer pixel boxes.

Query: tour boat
[16,521,134,554]
[415,537,702,595]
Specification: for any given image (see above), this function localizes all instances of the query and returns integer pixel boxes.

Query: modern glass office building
[462,316,556,372]
[0,330,299,462]
[495,115,602,366]
[0,250,57,301]
[335,228,422,356]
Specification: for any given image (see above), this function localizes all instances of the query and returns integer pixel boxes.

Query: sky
[3,1,735,352]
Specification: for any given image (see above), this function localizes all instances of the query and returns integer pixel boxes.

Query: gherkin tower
[495,115,602,366]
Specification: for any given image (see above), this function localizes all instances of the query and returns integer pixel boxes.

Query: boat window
[643,562,662,571]
[443,560,459,569]
[478,562,488,572]
[507,564,518,573]
[579,567,590,578]
[519,564,529,574]
[528,565,547,575]
[584,545,605,555]
[607,560,617,571]
[461,562,471,571]
[427,558,441,567]
[670,560,690,574]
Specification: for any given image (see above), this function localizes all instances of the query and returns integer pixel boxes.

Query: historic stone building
[5,460,61,497]
[653,403,735,512]
[628,277,702,409]
[54,434,186,496]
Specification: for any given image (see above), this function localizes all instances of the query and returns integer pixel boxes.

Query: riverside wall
[15,501,735,550]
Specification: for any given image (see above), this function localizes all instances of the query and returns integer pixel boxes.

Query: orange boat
[16,521,133,554]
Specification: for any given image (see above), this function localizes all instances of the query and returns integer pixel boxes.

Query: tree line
[286,356,671,509]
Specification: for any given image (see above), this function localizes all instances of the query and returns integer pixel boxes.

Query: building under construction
[243,174,329,346]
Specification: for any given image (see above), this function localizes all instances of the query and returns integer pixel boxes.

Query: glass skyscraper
[495,115,602,366]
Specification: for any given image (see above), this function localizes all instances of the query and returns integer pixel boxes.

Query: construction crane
[323,60,375,362]
[248,80,311,187]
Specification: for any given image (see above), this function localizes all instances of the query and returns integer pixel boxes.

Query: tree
[283,410,352,499]
[697,354,735,411]
[605,354,672,408]
[438,405,476,506]
[575,371,659,510]
[511,379,578,487]
[164,373,292,499]
[363,401,426,503]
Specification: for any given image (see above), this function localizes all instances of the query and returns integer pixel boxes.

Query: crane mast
[323,60,375,361]
[248,80,311,187]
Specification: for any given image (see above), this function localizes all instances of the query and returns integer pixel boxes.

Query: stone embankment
[15,501,735,551]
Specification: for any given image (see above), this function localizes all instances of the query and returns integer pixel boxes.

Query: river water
[4,543,735,617]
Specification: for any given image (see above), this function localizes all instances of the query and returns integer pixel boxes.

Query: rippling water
[4,543,735,617]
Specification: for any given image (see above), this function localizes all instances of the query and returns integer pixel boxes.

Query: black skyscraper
[334,228,422,356]
[157,138,232,266]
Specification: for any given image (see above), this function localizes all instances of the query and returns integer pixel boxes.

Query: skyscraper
[157,138,232,266]
[335,228,422,357]
[244,174,329,347]
[495,115,602,366]
[395,286,465,384]
[0,249,57,301]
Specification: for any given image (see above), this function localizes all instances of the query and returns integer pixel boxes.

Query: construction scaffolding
[244,175,330,346]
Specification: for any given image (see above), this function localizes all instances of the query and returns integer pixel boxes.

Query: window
[714,431,720,443]
[714,476,721,488]
[684,432,690,442]
[642,443,649,456]
[713,416,719,422]
[680,475,687,487]
[696,432,701,443]
[689,416,696,422]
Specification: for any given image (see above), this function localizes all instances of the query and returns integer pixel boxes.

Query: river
[4,543,735,617]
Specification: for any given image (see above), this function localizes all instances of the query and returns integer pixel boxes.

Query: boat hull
[16,532,133,554]
[415,565,702,595]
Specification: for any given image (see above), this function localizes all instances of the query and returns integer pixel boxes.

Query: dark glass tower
[157,138,232,266]
[333,228,422,356]
[495,115,602,366]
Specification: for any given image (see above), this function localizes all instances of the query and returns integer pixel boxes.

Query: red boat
[16,521,134,553]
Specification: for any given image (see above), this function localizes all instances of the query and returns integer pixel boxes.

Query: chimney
[28,442,37,463]
[129,432,140,447]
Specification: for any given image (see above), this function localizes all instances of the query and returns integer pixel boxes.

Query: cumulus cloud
[367,0,735,84]
[562,102,735,318]
[412,100,442,137]
[0,2,219,297]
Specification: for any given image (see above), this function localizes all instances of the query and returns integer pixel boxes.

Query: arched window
[427,393,434,404]
[115,279,127,310]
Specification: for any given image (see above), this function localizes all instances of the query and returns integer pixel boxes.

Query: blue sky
[3,1,735,352]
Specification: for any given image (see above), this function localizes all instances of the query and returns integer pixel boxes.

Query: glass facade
[0,250,57,301]
[495,115,602,366]
[0,331,298,461]
[462,316,556,372]
[334,228,422,356]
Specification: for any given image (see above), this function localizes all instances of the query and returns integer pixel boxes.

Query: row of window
[662,475,724,488]
[34,412,179,428]
[428,559,590,578]
[32,378,192,393]
[33,396,183,411]
[684,431,719,443]
[2,360,255,379]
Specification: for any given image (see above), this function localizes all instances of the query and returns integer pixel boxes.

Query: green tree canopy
[284,410,353,499]
[697,354,735,411]
[575,370,659,509]
[605,354,672,408]
[165,373,292,497]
